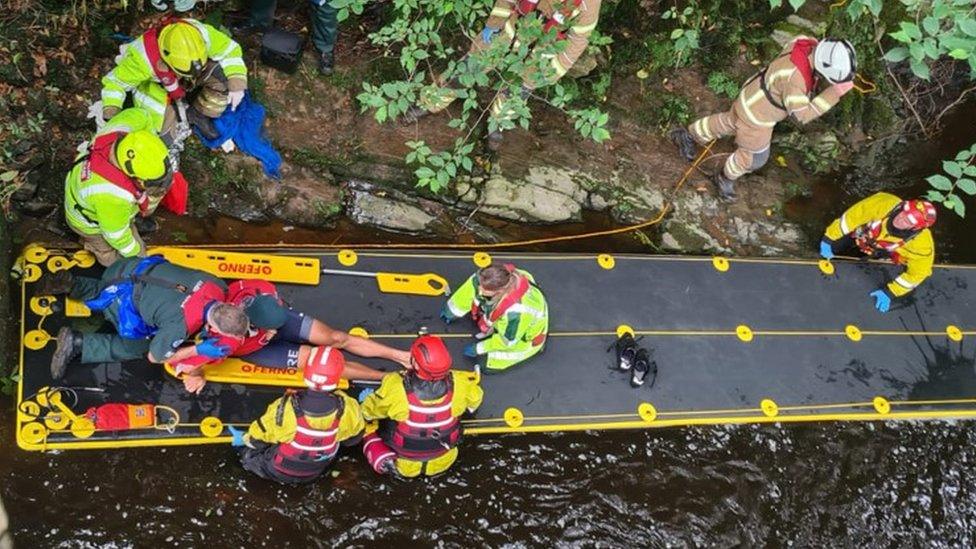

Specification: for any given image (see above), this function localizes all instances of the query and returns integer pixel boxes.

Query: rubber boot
[36,271,74,296]
[630,347,657,388]
[712,172,737,201]
[134,216,159,234]
[186,104,219,140]
[51,327,83,380]
[318,51,334,76]
[670,127,699,162]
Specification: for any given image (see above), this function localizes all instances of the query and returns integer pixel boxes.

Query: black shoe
[51,327,83,380]
[318,51,334,76]
[134,216,159,234]
[401,105,429,124]
[187,105,219,140]
[36,271,74,296]
[630,347,658,388]
[487,131,504,152]
[670,127,699,162]
[712,172,737,201]
[230,21,270,38]
[613,332,639,371]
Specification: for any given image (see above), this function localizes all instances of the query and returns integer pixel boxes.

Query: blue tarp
[195,93,282,179]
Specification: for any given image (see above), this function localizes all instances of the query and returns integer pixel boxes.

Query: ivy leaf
[927,174,953,190]
[957,178,976,196]
[884,47,910,62]
[944,160,963,177]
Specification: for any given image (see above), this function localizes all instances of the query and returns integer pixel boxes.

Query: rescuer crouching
[229,346,365,484]
[820,192,937,313]
[359,336,484,478]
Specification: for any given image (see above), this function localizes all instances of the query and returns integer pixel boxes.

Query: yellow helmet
[158,22,207,76]
[115,130,170,183]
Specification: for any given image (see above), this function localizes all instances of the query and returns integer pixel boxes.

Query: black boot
[670,127,699,162]
[186,105,219,140]
[630,347,658,388]
[230,20,270,38]
[51,327,83,380]
[318,51,334,76]
[36,271,74,296]
[613,332,638,371]
[712,172,737,201]
[134,216,159,234]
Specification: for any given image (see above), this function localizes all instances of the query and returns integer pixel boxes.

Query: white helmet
[813,38,856,84]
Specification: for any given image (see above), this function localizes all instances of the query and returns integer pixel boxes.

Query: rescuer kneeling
[229,346,365,484]
[359,335,483,478]
[441,263,549,373]
[820,192,937,313]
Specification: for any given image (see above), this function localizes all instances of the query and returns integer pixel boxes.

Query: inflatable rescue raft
[14,245,976,451]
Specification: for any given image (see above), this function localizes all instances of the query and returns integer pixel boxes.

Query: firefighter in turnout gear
[100,18,247,142]
[442,263,549,372]
[820,192,937,313]
[64,108,173,266]
[672,36,856,200]
[360,336,484,478]
[406,0,601,149]
[231,346,365,484]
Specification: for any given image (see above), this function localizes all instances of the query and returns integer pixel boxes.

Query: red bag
[85,403,155,431]
[160,171,189,215]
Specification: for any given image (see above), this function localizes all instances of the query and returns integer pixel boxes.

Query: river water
[4,114,976,546]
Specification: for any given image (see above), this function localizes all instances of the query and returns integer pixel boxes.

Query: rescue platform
[14,245,976,451]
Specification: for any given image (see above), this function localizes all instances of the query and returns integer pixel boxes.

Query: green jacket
[101,19,246,119]
[64,108,157,258]
[446,268,549,370]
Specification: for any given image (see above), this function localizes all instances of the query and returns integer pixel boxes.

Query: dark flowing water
[4,108,976,546]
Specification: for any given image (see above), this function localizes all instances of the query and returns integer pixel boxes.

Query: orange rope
[173,140,716,251]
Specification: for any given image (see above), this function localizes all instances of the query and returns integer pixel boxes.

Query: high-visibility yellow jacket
[101,19,246,119]
[824,192,935,297]
[245,390,364,446]
[64,108,156,258]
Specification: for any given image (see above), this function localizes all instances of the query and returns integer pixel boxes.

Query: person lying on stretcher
[173,279,413,394]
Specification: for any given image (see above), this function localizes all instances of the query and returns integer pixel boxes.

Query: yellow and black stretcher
[14,245,976,451]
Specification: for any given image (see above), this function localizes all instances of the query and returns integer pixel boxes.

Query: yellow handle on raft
[321,268,450,297]
[150,247,321,285]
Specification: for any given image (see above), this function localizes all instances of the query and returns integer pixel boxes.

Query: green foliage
[925,143,976,218]
[645,93,694,133]
[771,0,976,81]
[0,371,19,396]
[353,0,612,192]
[706,71,740,99]
[661,5,702,68]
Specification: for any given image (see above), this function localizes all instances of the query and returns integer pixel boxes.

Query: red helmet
[305,346,345,391]
[410,335,452,380]
[900,199,937,230]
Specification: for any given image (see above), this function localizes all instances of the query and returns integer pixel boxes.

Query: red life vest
[168,280,237,370]
[273,391,343,478]
[516,0,583,39]
[142,24,187,102]
[853,208,920,265]
[226,279,280,356]
[84,132,150,215]
[388,374,461,461]
[471,265,532,334]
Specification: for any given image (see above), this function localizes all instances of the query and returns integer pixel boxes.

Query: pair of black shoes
[612,333,657,388]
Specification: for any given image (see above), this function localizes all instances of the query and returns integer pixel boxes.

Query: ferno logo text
[217,263,274,275]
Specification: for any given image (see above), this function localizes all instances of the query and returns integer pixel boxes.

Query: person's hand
[832,81,855,96]
[197,338,231,359]
[228,425,246,447]
[440,305,458,324]
[357,387,375,403]
[102,105,120,121]
[228,89,245,111]
[481,26,500,44]
[183,373,207,394]
[869,289,891,313]
[819,240,834,260]
[463,343,479,358]
[394,350,413,369]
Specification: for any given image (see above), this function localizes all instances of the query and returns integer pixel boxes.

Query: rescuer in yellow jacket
[229,346,365,484]
[820,192,937,313]
[359,336,484,478]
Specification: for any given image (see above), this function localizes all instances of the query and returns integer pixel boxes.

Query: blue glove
[197,337,231,359]
[228,425,245,447]
[869,289,891,313]
[819,240,834,260]
[440,305,457,324]
[358,387,375,403]
[481,26,500,44]
[463,343,479,358]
